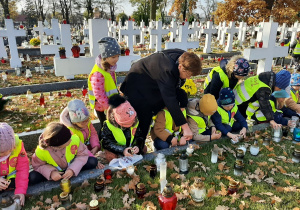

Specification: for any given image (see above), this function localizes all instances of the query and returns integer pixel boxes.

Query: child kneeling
[151,88,188,150]
[29,122,98,184]
[101,95,147,162]
[187,94,222,142]
[211,88,247,141]
[0,123,29,206]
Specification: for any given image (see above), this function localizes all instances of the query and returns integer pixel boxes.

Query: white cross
[0,38,7,58]
[237,21,247,46]
[189,21,201,40]
[44,19,60,42]
[288,21,300,43]
[33,21,44,39]
[148,21,156,49]
[108,21,117,39]
[255,21,265,41]
[217,22,222,41]
[219,21,227,45]
[139,20,146,45]
[277,23,287,41]
[165,22,199,51]
[0,19,26,68]
[243,19,289,75]
[225,21,239,52]
[201,21,217,53]
[149,21,169,51]
[168,20,178,42]
[119,20,140,55]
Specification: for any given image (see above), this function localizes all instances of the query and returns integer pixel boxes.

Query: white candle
[126,165,134,175]
[160,162,167,180]
[186,145,194,155]
[250,146,259,156]
[274,130,280,138]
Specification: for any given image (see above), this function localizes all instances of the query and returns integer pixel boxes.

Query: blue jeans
[222,121,243,136]
[154,129,212,150]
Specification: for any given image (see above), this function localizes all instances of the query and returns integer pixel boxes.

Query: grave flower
[29,38,41,47]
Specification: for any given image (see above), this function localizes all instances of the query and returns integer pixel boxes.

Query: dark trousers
[154,129,211,150]
[275,57,285,67]
[29,157,98,185]
[0,178,16,194]
[221,122,243,136]
[95,110,106,138]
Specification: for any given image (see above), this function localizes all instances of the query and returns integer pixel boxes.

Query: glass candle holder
[94,178,105,192]
[60,192,70,207]
[234,160,244,176]
[89,199,99,210]
[60,179,71,194]
[272,127,282,142]
[126,165,135,175]
[136,183,146,199]
[236,149,245,160]
[292,148,300,163]
[158,183,177,210]
[290,116,298,132]
[155,153,166,172]
[26,89,33,101]
[211,147,218,163]
[149,164,157,179]
[227,180,239,195]
[250,141,259,156]
[293,127,300,142]
[190,178,206,206]
[179,152,188,174]
[263,137,271,146]
[104,169,112,180]
[160,162,167,181]
[186,144,194,155]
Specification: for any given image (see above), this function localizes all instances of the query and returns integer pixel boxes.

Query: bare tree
[34,0,46,21]
[0,0,9,17]
[199,0,218,21]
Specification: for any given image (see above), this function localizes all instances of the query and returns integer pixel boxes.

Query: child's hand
[132,146,139,154]
[178,137,187,146]
[123,147,133,157]
[97,162,105,169]
[240,127,247,138]
[227,132,238,141]
[50,171,63,181]
[14,194,25,206]
[62,169,74,180]
[0,177,9,190]
[171,137,178,147]
[212,130,222,140]
[91,146,99,155]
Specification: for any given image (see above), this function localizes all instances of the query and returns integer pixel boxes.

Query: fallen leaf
[264,177,276,185]
[91,193,98,200]
[276,166,287,174]
[250,196,263,202]
[242,190,251,198]
[256,162,268,167]
[202,153,207,156]
[265,146,274,152]
[52,195,59,203]
[143,165,151,172]
[176,192,188,200]
[98,197,106,203]
[218,162,226,171]
[215,205,230,210]
[259,192,273,196]
[76,202,88,209]
[142,201,157,210]
[284,180,291,186]
[267,153,276,157]
[44,198,52,204]
[150,184,159,189]
[122,184,129,192]
[81,179,90,188]
[243,178,252,186]
[219,182,228,196]
[31,207,40,210]
[144,191,157,198]
[207,187,215,198]
[170,173,179,179]
[271,196,282,203]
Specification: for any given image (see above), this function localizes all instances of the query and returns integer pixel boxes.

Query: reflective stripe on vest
[294,41,300,54]
[233,75,271,105]
[164,109,187,136]
[68,121,91,145]
[7,135,23,180]
[217,104,238,126]
[291,90,299,103]
[88,64,118,109]
[35,135,80,171]
[188,115,207,134]
[105,120,139,146]
[204,66,229,89]
[246,100,277,121]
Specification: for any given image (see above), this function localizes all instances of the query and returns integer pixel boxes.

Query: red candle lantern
[258,41,263,48]
[280,42,285,46]
[59,47,66,59]
[66,91,72,97]
[63,20,67,24]
[82,85,87,97]
[104,169,112,180]
[158,184,177,210]
[45,57,49,61]
[217,57,221,62]
[1,58,6,63]
[125,48,130,56]
[71,44,80,58]
[40,93,45,106]
[201,57,204,61]
[20,25,24,29]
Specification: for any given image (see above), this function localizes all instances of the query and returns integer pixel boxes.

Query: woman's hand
[240,127,247,138]
[270,120,281,129]
[181,123,193,140]
[132,146,139,154]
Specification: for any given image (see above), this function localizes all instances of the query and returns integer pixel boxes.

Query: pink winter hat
[113,101,137,128]
[0,123,16,153]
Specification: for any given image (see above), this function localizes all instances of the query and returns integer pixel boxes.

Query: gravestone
[149,21,168,51]
[0,19,26,68]
[219,21,227,46]
[243,19,289,75]
[238,22,247,46]
[277,23,287,40]
[255,22,264,41]
[33,21,44,39]
[225,21,239,52]
[119,21,140,55]
[201,21,217,53]
[168,20,178,42]
[288,21,300,43]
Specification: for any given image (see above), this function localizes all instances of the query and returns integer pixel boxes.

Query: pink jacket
[31,139,89,180]
[90,55,117,112]
[60,107,101,153]
[0,142,29,195]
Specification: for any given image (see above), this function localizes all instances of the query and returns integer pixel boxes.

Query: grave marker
[119,21,140,55]
[238,22,247,46]
[201,21,217,53]
[33,21,45,39]
[288,21,300,43]
[149,21,169,51]
[0,38,7,58]
[225,21,239,52]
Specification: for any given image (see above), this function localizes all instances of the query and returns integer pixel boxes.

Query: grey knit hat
[68,99,90,123]
[98,37,121,58]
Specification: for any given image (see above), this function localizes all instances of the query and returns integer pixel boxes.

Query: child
[285,73,300,114]
[0,123,29,206]
[151,88,188,150]
[187,94,222,142]
[101,94,147,162]
[88,37,121,136]
[211,88,248,141]
[29,122,97,184]
[60,99,101,155]
[246,90,296,126]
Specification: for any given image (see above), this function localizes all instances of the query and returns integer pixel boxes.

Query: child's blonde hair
[226,55,243,79]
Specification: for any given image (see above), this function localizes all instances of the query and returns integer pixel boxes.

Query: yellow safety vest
[291,89,299,103]
[217,104,238,127]
[0,93,3,99]
[163,109,187,138]
[68,121,91,145]
[233,75,271,105]
[204,66,229,90]
[246,100,277,121]
[6,135,23,180]
[284,41,290,47]
[35,135,80,171]
[105,120,139,146]
[294,41,300,54]
[188,115,209,134]
[88,64,118,109]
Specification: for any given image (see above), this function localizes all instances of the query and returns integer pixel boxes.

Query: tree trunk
[150,0,156,21]
[182,0,187,21]
[264,0,275,10]
[0,0,10,17]
[109,0,115,22]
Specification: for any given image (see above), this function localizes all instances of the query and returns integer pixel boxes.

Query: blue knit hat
[276,70,291,89]
[233,58,250,76]
[272,90,289,98]
[98,37,121,58]
[290,74,300,86]
[219,88,235,105]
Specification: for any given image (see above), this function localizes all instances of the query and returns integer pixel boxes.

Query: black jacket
[101,121,145,155]
[120,49,186,126]
[204,61,239,100]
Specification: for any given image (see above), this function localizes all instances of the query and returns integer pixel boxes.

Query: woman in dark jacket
[204,56,250,100]
[120,49,202,149]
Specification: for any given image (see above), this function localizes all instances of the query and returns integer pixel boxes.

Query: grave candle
[234,159,244,176]
[89,200,99,210]
[227,180,239,195]
[136,183,146,199]
[263,137,271,146]
[66,91,72,97]
[158,183,177,210]
[149,164,157,179]
[94,178,105,192]
[179,152,188,174]
[49,92,54,101]
[126,165,135,175]
[272,127,282,142]
[160,162,167,180]
[292,148,300,163]
[290,116,298,132]
[186,144,194,155]
[60,192,70,207]
[82,85,87,97]
[155,153,166,172]
[25,67,32,78]
[84,34,89,44]
[1,57,6,63]
[40,65,44,74]
[211,146,218,163]
[250,141,259,156]
[15,67,20,76]
[39,93,45,106]
[190,178,206,206]
[293,127,300,142]
[104,169,112,180]
[26,89,33,101]
[1,72,7,82]
[42,32,48,44]
[60,179,71,194]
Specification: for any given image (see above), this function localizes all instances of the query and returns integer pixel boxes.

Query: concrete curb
[21,123,269,195]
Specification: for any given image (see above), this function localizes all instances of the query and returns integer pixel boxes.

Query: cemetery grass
[23,130,300,209]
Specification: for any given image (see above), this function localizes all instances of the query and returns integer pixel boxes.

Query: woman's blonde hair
[226,55,243,79]
[39,122,63,148]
